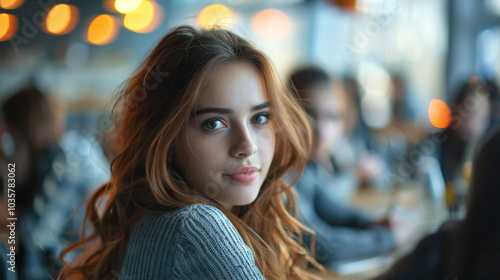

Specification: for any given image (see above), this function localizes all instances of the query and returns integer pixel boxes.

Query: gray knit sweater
[118,204,264,279]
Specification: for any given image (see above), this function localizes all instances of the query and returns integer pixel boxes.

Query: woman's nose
[230,126,257,158]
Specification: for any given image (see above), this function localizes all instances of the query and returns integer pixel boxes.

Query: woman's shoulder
[173,204,241,240]
[124,204,240,260]
[143,203,228,224]
[176,203,226,218]
[131,204,235,239]
[121,204,263,279]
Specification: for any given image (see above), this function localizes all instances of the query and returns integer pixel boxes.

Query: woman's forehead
[196,62,269,110]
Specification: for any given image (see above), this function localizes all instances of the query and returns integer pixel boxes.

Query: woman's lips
[224,171,258,183]
[223,166,259,183]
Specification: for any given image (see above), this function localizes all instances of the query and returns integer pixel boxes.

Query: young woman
[59,26,322,279]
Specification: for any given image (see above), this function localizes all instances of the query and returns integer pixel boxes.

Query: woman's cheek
[189,132,226,163]
[259,129,276,165]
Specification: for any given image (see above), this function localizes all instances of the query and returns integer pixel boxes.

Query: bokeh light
[0,0,24,9]
[428,99,451,128]
[251,9,291,41]
[357,62,392,97]
[357,62,393,129]
[197,4,234,30]
[124,0,163,33]
[361,95,392,129]
[87,15,119,45]
[115,0,142,14]
[45,4,79,35]
[0,13,18,41]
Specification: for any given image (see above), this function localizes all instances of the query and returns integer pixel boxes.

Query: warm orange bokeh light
[197,4,233,30]
[45,4,79,35]
[251,9,291,41]
[0,13,18,41]
[124,1,163,33]
[428,99,451,128]
[87,15,119,45]
[0,0,24,9]
[115,0,142,14]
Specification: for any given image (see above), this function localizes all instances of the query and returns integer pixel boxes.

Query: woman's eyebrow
[193,102,270,116]
[194,107,232,116]
[251,102,270,111]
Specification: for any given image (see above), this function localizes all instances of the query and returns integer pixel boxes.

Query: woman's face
[175,62,276,210]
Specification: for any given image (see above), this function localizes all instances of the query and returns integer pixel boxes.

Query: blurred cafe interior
[0,0,499,279]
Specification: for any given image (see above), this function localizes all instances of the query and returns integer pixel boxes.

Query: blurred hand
[387,206,421,247]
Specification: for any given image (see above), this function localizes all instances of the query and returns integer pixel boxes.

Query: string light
[124,0,163,33]
[45,4,79,35]
[0,13,18,41]
[197,4,234,30]
[115,0,142,14]
[0,0,24,10]
[87,14,119,45]
[251,9,291,41]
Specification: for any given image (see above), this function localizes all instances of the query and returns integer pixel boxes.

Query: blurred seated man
[372,124,500,280]
[0,85,109,279]
[289,66,395,267]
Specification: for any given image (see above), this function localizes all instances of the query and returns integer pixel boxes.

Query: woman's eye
[202,119,225,130]
[252,112,271,125]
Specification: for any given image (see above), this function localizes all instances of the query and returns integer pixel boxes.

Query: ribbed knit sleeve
[119,204,264,280]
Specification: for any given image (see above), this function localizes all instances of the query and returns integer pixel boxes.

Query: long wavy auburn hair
[58,25,322,279]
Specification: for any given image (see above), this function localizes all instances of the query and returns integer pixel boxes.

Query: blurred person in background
[436,81,491,217]
[485,79,500,129]
[288,66,395,267]
[372,124,500,280]
[0,85,109,279]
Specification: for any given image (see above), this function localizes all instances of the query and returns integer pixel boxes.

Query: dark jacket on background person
[371,221,457,280]
[294,160,395,267]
